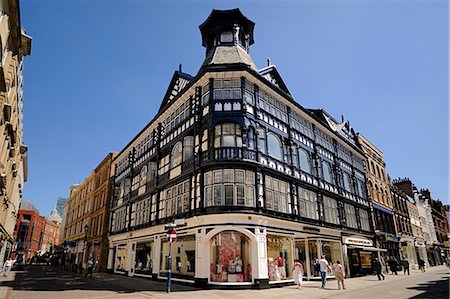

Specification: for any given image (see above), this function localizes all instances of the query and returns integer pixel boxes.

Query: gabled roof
[258,64,291,95]
[307,108,359,148]
[158,70,193,113]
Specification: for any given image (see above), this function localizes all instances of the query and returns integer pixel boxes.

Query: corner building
[108,9,374,288]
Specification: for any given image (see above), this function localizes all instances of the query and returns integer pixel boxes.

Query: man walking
[388,257,398,275]
[85,257,95,279]
[318,255,330,288]
[400,259,410,275]
[373,258,385,280]
[418,258,425,272]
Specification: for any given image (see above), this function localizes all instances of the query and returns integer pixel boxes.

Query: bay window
[214,123,242,148]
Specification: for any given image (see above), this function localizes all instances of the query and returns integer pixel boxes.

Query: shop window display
[160,235,195,277]
[294,240,307,270]
[210,231,251,283]
[308,240,320,277]
[115,244,127,272]
[321,241,341,267]
[134,241,153,275]
[267,235,293,281]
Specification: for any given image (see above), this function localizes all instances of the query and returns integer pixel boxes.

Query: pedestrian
[333,260,345,290]
[2,258,16,277]
[418,258,425,272]
[400,259,410,275]
[373,258,385,280]
[292,259,304,289]
[318,255,331,288]
[85,257,95,279]
[388,257,398,275]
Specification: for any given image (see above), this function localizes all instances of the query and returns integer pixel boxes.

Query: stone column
[194,228,208,287]
[106,247,114,272]
[254,226,269,289]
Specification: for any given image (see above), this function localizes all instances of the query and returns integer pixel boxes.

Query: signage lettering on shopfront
[343,237,373,246]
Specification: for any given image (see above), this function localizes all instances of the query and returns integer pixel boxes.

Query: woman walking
[333,260,345,290]
[292,259,304,289]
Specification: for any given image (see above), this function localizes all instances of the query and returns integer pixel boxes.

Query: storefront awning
[348,245,387,252]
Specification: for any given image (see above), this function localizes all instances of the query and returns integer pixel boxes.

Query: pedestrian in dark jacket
[388,257,398,275]
[373,258,385,280]
[400,259,410,275]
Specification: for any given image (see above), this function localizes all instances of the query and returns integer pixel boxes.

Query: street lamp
[82,224,89,273]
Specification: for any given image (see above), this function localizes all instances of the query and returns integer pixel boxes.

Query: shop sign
[343,236,373,247]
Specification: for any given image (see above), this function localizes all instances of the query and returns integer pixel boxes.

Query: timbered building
[107,9,375,287]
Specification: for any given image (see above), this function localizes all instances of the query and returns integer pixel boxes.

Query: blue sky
[21,0,448,215]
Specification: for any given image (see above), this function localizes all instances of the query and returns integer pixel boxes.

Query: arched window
[147,161,157,182]
[210,231,251,282]
[322,161,332,183]
[374,184,379,201]
[299,148,311,174]
[183,136,194,161]
[139,165,147,187]
[171,141,182,168]
[247,127,255,150]
[214,123,242,148]
[343,172,352,192]
[368,180,374,199]
[267,132,282,160]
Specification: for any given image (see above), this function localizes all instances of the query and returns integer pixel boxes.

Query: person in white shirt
[2,259,16,277]
[318,255,330,288]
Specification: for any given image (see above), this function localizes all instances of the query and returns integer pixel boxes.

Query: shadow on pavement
[0,265,197,293]
[407,272,449,299]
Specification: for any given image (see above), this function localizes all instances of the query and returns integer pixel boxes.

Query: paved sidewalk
[1,265,448,299]
[0,269,17,299]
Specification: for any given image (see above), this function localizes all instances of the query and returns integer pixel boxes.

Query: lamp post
[82,224,89,274]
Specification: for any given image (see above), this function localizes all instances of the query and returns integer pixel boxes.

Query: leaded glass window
[298,186,318,219]
[345,204,358,229]
[323,196,339,224]
[322,161,333,183]
[265,176,289,214]
[171,142,182,168]
[214,123,242,148]
[267,132,283,161]
[204,169,255,207]
[299,148,311,174]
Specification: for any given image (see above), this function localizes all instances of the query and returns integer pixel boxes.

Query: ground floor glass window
[115,244,127,272]
[321,241,341,266]
[160,235,195,277]
[134,241,153,275]
[210,231,251,282]
[267,235,293,281]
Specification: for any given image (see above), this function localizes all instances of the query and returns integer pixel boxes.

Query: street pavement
[0,265,448,299]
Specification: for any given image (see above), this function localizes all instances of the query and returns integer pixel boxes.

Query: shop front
[134,240,153,276]
[342,235,382,277]
[266,234,293,283]
[160,234,196,279]
[115,243,128,274]
[399,237,417,269]
[294,238,342,280]
[210,231,251,283]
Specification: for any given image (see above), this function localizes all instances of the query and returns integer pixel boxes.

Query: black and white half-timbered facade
[107,9,375,288]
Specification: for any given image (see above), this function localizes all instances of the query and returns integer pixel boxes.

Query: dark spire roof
[199,8,255,48]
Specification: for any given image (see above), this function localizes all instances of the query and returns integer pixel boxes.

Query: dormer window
[220,31,233,43]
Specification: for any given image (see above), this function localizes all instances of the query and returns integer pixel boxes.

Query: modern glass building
[107,9,375,288]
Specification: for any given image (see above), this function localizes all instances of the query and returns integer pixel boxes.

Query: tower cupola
[199,9,257,71]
